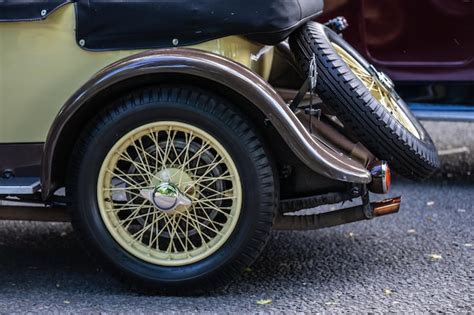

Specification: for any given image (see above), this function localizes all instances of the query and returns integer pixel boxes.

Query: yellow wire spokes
[98,122,242,266]
[332,42,421,139]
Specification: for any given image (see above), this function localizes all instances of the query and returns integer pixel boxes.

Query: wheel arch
[42,48,371,201]
[43,72,271,200]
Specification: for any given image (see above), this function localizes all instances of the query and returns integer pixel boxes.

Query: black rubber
[290,22,440,179]
[68,86,277,294]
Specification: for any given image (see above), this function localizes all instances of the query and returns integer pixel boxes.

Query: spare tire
[290,22,439,179]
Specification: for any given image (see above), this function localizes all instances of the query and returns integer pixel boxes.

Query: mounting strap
[289,54,318,112]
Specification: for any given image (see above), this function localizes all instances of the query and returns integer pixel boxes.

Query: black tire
[290,22,439,179]
[68,86,277,294]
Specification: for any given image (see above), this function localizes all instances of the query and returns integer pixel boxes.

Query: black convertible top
[0,0,70,21]
[0,0,324,50]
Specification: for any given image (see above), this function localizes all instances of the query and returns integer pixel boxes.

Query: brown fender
[42,48,371,200]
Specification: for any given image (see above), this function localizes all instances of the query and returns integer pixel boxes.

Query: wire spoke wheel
[331,43,421,140]
[71,86,276,292]
[97,121,242,267]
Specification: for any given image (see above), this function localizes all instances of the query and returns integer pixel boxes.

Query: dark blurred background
[321,0,473,120]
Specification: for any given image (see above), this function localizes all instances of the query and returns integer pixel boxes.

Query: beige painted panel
[0,4,273,143]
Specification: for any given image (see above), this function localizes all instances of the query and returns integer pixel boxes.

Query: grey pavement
[0,121,473,313]
[424,121,474,179]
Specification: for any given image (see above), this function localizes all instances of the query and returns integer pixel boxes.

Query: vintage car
[0,0,439,293]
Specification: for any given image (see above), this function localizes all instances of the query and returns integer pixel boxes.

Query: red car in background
[321,0,474,120]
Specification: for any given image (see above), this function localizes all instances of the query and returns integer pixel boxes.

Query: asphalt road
[0,122,473,313]
[423,121,474,179]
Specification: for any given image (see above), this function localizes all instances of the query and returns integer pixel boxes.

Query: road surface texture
[0,122,472,313]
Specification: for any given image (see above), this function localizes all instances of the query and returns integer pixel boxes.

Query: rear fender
[42,48,371,200]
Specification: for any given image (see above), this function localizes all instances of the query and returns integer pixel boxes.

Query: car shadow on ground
[0,219,424,297]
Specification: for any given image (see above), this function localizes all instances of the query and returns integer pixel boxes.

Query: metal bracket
[289,54,318,112]
[360,186,374,219]
[305,107,322,118]
[309,54,318,91]
[324,16,349,34]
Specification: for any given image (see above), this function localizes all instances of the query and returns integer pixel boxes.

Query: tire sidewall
[73,100,270,287]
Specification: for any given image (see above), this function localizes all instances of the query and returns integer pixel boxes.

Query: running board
[0,177,41,195]
[409,103,474,122]
[0,204,69,222]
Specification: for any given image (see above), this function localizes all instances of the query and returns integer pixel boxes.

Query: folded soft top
[0,0,324,50]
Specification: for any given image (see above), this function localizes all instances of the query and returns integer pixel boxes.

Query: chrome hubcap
[140,168,194,214]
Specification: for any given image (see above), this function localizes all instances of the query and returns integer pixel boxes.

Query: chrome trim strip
[0,177,41,195]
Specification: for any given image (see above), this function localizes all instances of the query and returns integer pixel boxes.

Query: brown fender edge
[41,48,371,200]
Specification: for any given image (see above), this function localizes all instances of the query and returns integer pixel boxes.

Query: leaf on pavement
[428,254,443,261]
[256,299,272,305]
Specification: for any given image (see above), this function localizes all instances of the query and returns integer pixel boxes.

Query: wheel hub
[368,65,396,95]
[140,168,194,214]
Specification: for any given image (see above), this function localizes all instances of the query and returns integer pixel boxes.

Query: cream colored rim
[332,43,421,139]
[97,121,242,267]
